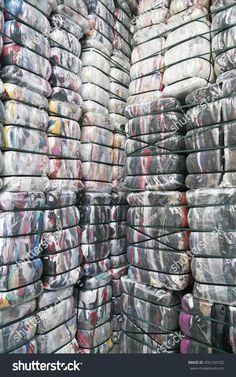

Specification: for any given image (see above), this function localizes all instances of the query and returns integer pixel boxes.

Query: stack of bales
[0,0,51,354]
[109,0,132,352]
[76,0,115,353]
[179,1,236,354]
[121,0,191,354]
[181,79,236,353]
[163,0,213,99]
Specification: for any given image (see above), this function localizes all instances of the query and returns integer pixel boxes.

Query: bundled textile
[112,131,126,192]
[79,193,111,264]
[126,191,191,291]
[0,0,87,354]
[182,86,236,353]
[181,338,224,353]
[36,288,78,353]
[38,215,81,349]
[0,2,51,190]
[187,188,236,306]
[180,293,236,353]
[48,0,84,193]
[109,192,128,350]
[75,271,113,353]
[76,194,112,352]
[109,52,130,130]
[211,1,236,78]
[124,98,186,192]
[109,36,131,193]
[185,77,236,189]
[83,0,115,55]
[121,277,182,353]
[42,196,83,291]
[112,2,132,58]
[0,192,45,354]
[77,2,115,352]
[108,1,133,351]
[4,0,51,33]
[121,1,191,354]
[80,117,113,193]
[169,0,210,16]
[0,2,53,353]
[128,0,168,105]
[80,1,115,193]
[163,3,214,100]
[81,48,113,193]
[36,316,77,353]
[37,6,86,354]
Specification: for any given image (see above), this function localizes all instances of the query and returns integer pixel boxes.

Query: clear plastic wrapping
[3,83,48,109]
[36,316,77,353]
[37,286,74,309]
[122,293,180,331]
[1,151,49,177]
[83,258,111,277]
[50,28,81,56]
[130,56,164,81]
[138,0,169,14]
[51,14,82,39]
[82,83,110,108]
[50,66,82,93]
[56,0,88,17]
[131,38,165,65]
[76,320,112,349]
[4,20,50,58]
[1,66,52,98]
[129,74,163,96]
[82,66,110,90]
[50,47,82,75]
[4,101,48,131]
[0,300,36,327]
[128,266,192,291]
[0,259,42,291]
[0,281,43,311]
[48,117,81,140]
[163,7,214,99]
[134,9,168,31]
[77,301,112,329]
[85,0,115,24]
[180,337,223,353]
[48,137,80,158]
[9,339,37,354]
[185,78,236,188]
[124,98,186,191]
[180,293,236,352]
[55,338,79,353]
[55,4,88,33]
[0,315,37,353]
[1,177,50,192]
[5,0,50,34]
[74,284,112,309]
[37,296,75,334]
[4,126,48,154]
[42,266,83,290]
[169,0,209,16]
